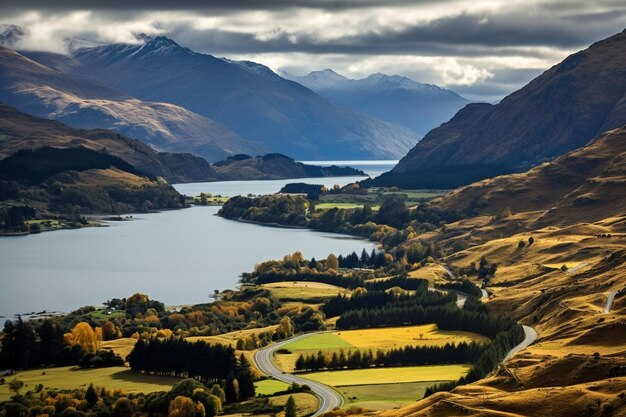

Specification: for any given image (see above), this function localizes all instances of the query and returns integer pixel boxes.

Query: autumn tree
[168,396,205,417]
[276,316,294,339]
[225,375,239,403]
[64,322,100,353]
[326,253,339,271]
[210,384,226,405]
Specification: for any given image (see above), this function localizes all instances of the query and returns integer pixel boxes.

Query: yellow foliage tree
[64,322,100,352]
[168,396,205,417]
[326,253,339,271]
[276,316,294,339]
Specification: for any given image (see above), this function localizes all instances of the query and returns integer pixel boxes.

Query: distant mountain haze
[281,69,468,136]
[378,29,626,188]
[67,35,420,160]
[0,46,264,163]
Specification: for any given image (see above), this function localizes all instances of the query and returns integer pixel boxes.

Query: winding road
[254,334,344,417]
[253,282,536,416]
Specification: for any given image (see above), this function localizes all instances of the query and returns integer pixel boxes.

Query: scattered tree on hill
[528,236,534,245]
[85,383,98,404]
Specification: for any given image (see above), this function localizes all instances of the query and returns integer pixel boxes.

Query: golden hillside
[380,129,626,416]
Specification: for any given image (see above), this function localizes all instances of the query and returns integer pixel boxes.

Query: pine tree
[236,354,255,400]
[285,395,296,417]
[86,383,99,404]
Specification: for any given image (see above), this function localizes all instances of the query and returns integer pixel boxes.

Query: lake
[0,163,388,321]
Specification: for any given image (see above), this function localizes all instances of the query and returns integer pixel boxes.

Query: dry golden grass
[302,364,471,386]
[262,281,350,302]
[186,325,279,348]
[337,325,489,350]
[101,338,137,359]
[269,392,319,417]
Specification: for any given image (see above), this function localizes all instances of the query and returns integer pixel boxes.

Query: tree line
[322,288,455,318]
[128,338,255,401]
[435,280,483,298]
[335,302,519,340]
[294,341,486,371]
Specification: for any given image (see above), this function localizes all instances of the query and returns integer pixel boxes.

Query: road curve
[604,291,618,313]
[503,325,538,362]
[254,334,343,417]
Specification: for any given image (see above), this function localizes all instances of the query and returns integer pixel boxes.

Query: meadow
[338,381,447,410]
[275,325,488,372]
[0,366,180,402]
[300,364,471,386]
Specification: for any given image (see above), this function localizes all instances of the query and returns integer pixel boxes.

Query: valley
[1,9,625,417]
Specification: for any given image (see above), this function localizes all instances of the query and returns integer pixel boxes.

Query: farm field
[338,381,447,410]
[186,324,279,348]
[254,379,291,396]
[0,366,180,402]
[300,364,471,386]
[269,392,318,417]
[274,325,488,371]
[261,281,350,302]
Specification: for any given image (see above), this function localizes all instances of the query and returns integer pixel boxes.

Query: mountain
[433,125,626,228]
[281,69,468,136]
[0,102,218,183]
[212,153,366,181]
[378,29,626,188]
[66,35,419,160]
[0,46,264,162]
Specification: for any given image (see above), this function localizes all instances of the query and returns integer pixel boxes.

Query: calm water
[175,160,397,197]
[0,164,386,321]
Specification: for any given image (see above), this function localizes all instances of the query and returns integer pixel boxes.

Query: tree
[86,383,99,404]
[326,254,339,271]
[168,396,205,417]
[64,322,99,353]
[210,384,226,404]
[236,354,256,400]
[225,375,239,403]
[528,236,535,245]
[192,389,220,417]
[8,379,24,396]
[112,397,133,417]
[276,316,294,339]
[285,395,296,417]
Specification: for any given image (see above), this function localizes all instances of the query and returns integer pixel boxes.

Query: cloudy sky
[2,0,626,101]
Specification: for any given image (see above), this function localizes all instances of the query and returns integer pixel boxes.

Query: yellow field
[186,324,279,348]
[275,325,488,372]
[337,324,489,349]
[269,392,319,417]
[301,364,471,386]
[102,338,137,359]
[261,281,350,302]
[0,366,179,401]
[338,381,447,410]
[254,379,291,396]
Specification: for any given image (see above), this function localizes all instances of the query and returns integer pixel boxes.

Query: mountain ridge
[281,69,468,135]
[381,29,626,188]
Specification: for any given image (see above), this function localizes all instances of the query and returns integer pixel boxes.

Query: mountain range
[0,28,420,161]
[281,69,468,136]
[372,29,626,188]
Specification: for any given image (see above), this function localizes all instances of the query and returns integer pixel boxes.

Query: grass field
[0,366,180,401]
[269,392,319,417]
[261,281,350,302]
[301,364,471,386]
[101,338,137,359]
[254,379,291,396]
[338,381,447,410]
[186,324,279,348]
[275,325,488,371]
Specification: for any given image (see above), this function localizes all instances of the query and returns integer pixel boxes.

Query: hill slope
[0,102,218,183]
[282,69,467,136]
[0,46,263,162]
[67,36,419,160]
[213,153,366,181]
[381,29,626,188]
